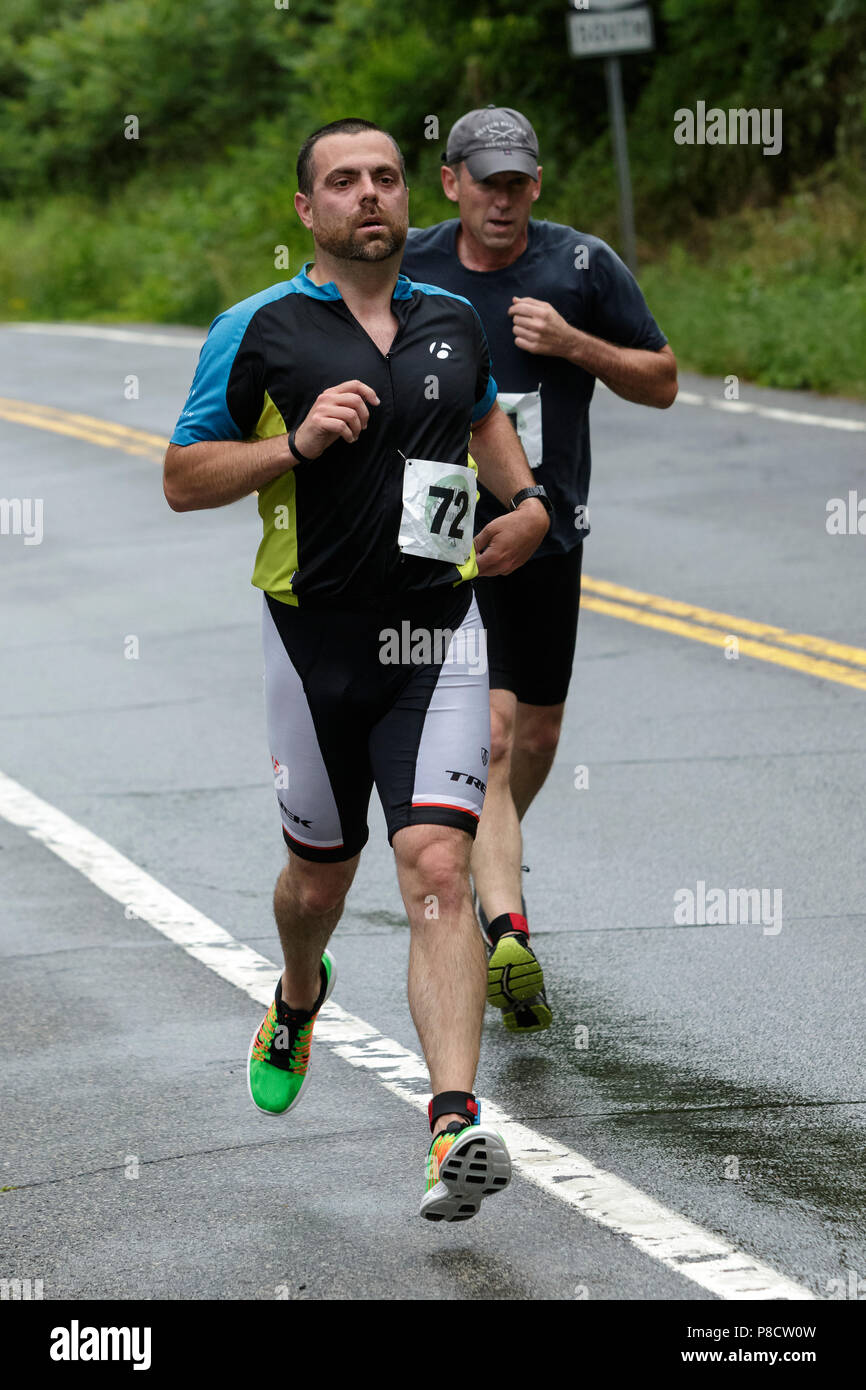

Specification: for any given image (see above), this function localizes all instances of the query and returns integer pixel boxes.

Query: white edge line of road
[674,389,866,433]
[0,766,818,1302]
[2,323,205,350]
[5,323,866,433]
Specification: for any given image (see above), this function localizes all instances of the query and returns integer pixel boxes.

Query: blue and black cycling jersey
[171,263,497,609]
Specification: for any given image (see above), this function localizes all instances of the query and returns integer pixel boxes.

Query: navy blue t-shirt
[400,218,668,556]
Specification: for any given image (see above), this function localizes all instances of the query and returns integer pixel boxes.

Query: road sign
[566,3,655,60]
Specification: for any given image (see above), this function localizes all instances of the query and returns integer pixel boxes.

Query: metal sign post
[603,56,637,274]
[566,0,656,276]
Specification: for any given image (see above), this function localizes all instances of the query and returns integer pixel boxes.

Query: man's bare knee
[515,705,564,760]
[489,690,517,766]
[489,709,514,766]
[395,827,471,917]
[278,855,355,917]
[516,725,561,760]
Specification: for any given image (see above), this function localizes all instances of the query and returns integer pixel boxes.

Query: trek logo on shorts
[446,769,487,793]
[278,796,312,828]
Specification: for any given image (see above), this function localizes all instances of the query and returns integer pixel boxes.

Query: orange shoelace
[288,1017,315,1075]
[252,1003,278,1063]
[252,1001,317,1072]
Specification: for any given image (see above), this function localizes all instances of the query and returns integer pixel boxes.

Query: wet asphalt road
[0,323,864,1302]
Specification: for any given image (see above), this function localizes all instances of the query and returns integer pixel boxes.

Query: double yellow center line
[3,396,865,693]
[0,397,165,461]
[582,579,866,692]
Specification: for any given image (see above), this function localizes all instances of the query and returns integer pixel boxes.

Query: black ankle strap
[428,1091,479,1133]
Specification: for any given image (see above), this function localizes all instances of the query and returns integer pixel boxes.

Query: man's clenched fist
[293,380,380,459]
[508,296,577,358]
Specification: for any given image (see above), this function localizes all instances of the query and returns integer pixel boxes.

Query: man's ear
[532,166,543,202]
[441,164,460,204]
[294,190,314,230]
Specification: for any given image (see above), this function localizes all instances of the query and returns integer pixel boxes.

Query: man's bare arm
[163,435,293,512]
[163,379,380,511]
[469,400,539,504]
[468,402,550,576]
[568,339,677,408]
[508,296,678,408]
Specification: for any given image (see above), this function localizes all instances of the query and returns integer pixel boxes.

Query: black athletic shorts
[472,543,583,706]
[262,585,490,861]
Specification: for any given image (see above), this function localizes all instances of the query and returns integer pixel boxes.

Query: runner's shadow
[494,1053,555,1090]
[423,1245,537,1297]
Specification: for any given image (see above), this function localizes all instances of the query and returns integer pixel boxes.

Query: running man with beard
[164,119,550,1221]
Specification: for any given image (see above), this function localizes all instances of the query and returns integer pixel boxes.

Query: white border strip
[0,767,816,1301]
[675,388,866,433]
[595,378,865,433]
[2,324,203,350]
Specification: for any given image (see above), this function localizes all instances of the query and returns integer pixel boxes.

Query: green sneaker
[246,951,336,1116]
[420,1121,512,1222]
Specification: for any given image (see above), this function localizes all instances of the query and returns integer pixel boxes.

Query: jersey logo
[429,341,453,360]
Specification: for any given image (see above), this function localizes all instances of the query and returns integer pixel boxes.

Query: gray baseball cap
[444,105,539,181]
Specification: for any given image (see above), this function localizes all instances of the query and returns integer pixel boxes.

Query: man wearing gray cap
[401,106,677,1035]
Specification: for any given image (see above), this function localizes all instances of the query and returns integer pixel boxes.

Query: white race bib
[497,387,543,469]
[398,457,477,565]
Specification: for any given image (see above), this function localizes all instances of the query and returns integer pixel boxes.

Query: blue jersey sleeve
[470,315,497,423]
[171,307,265,445]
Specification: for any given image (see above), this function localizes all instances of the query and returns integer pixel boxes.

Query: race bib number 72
[398,457,477,565]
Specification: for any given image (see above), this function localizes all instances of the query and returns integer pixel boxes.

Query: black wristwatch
[510,485,552,517]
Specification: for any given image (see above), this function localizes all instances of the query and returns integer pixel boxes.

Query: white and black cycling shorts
[262,587,491,862]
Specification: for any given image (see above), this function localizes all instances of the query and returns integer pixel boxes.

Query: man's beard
[312,217,407,262]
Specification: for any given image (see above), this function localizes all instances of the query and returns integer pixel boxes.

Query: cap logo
[472,119,526,146]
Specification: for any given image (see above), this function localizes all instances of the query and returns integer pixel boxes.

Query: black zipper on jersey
[333,293,408,363]
[330,297,408,595]
[382,345,402,586]
[384,302,415,580]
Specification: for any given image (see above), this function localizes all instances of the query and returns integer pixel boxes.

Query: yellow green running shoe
[487,931,544,1005]
[487,927,552,1033]
[501,989,552,1034]
[247,951,336,1116]
[420,1121,512,1223]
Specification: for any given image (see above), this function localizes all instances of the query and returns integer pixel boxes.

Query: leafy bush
[1,0,864,392]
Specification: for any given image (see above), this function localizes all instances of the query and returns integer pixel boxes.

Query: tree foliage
[1,0,862,215]
[1,0,864,391]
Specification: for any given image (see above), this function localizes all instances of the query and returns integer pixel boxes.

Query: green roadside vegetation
[639,169,866,396]
[1,0,864,395]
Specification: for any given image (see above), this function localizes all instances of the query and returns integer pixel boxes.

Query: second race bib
[497,387,543,469]
[398,456,477,566]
